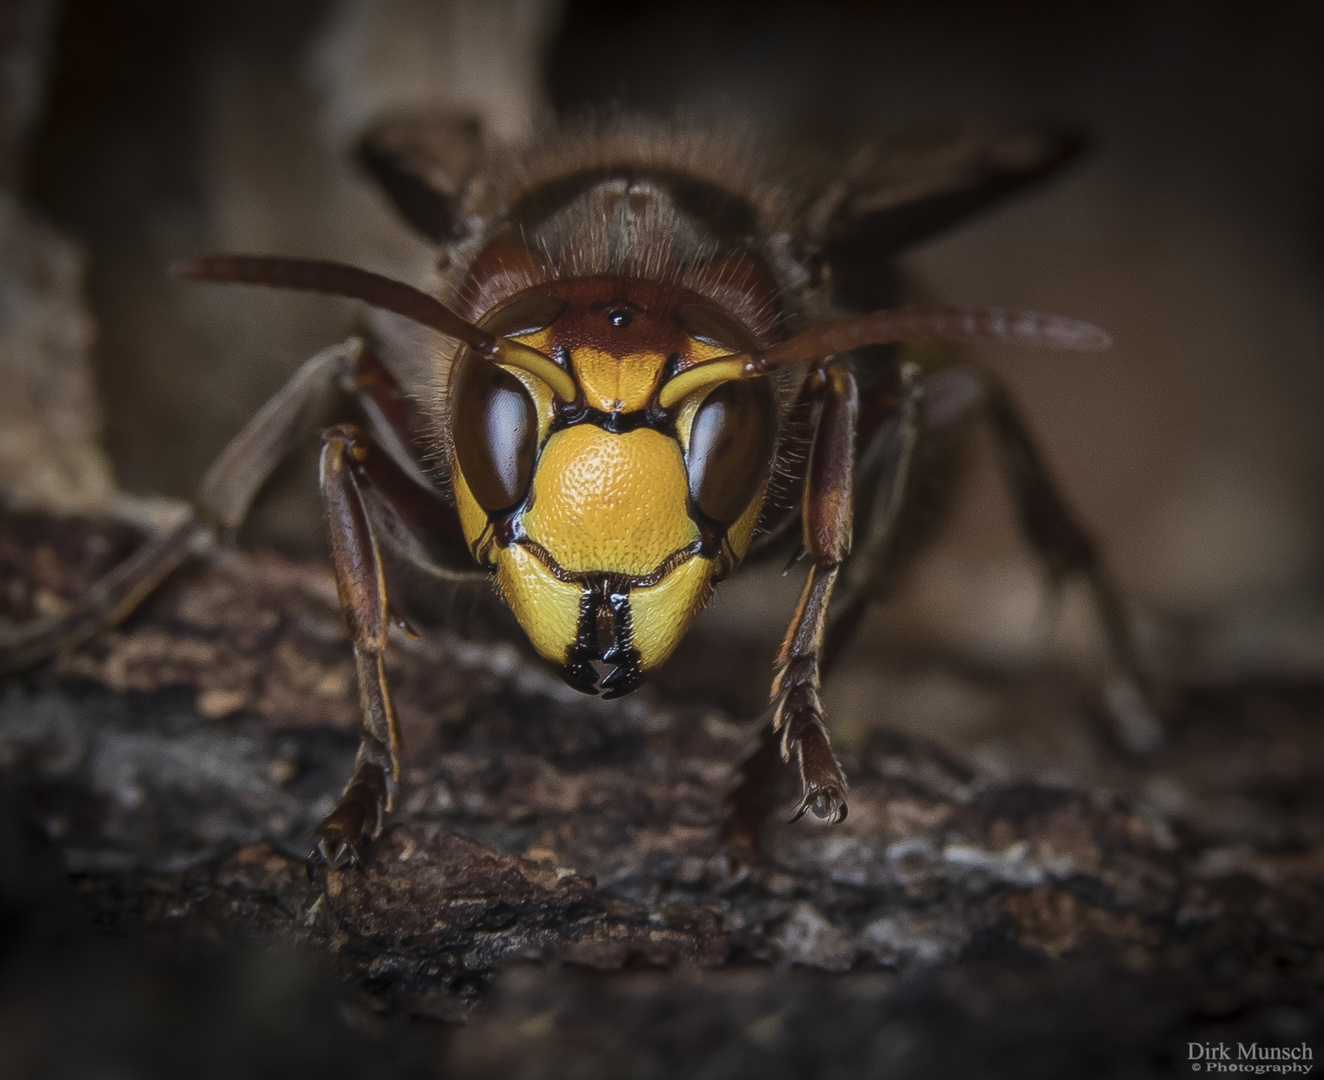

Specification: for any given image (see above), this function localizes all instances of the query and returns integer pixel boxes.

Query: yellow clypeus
[523,426,697,577]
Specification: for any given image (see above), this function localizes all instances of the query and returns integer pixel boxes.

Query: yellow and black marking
[447,276,777,696]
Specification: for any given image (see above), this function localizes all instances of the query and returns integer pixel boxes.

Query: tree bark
[1,510,1320,1076]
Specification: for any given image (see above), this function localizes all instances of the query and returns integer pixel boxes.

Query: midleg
[822,364,1159,751]
[0,338,364,673]
[979,374,1161,751]
[0,333,487,864]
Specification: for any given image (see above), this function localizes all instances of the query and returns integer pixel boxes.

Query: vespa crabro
[0,117,1153,867]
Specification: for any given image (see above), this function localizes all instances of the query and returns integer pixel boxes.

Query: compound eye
[685,378,778,527]
[451,356,538,514]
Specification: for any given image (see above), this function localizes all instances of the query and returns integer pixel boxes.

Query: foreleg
[310,423,401,868]
[820,361,926,673]
[725,362,922,854]
[770,359,861,823]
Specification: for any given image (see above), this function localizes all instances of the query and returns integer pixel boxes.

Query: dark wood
[2,509,1320,1077]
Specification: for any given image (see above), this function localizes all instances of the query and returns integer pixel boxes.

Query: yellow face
[447,278,777,697]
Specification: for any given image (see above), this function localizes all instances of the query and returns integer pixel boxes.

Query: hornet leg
[770,358,862,824]
[724,362,924,855]
[308,415,489,868]
[0,338,364,674]
[980,374,1161,752]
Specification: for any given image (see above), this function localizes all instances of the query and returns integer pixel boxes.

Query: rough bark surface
[0,510,1320,1077]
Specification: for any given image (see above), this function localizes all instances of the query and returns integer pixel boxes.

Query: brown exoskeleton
[0,118,1154,867]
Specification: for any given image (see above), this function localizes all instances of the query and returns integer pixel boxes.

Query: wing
[807,124,1085,257]
[356,112,486,242]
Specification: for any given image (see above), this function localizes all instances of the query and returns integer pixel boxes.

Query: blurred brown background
[2,10,1322,1072]
[8,0,1324,745]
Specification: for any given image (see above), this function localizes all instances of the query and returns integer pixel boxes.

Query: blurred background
[5,0,1324,762]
